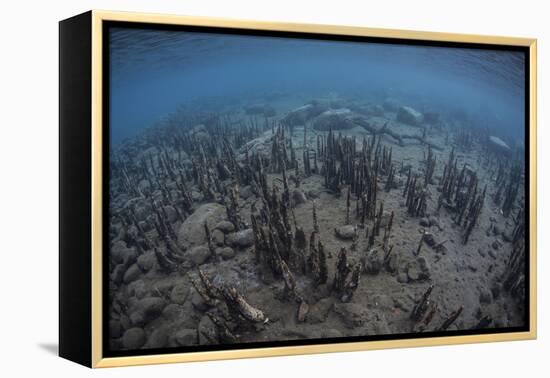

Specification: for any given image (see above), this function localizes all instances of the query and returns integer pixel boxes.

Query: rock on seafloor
[216,246,235,260]
[129,297,166,326]
[215,220,236,233]
[187,245,211,266]
[211,229,225,246]
[312,108,355,131]
[174,328,198,346]
[177,203,226,249]
[292,189,307,205]
[122,327,146,349]
[170,283,189,305]
[123,264,142,284]
[226,228,254,248]
[335,225,356,240]
[396,106,423,126]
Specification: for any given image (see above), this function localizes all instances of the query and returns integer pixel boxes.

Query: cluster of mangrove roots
[502,213,526,301]
[410,285,463,332]
[437,148,487,244]
[332,248,362,302]
[494,164,522,218]
[403,167,428,218]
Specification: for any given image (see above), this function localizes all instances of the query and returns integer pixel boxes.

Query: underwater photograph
[105,25,528,353]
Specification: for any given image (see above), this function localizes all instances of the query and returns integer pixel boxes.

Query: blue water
[109,27,525,146]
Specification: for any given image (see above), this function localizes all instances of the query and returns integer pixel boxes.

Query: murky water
[108,26,525,145]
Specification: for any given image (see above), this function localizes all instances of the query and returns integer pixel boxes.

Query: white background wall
[0,0,546,376]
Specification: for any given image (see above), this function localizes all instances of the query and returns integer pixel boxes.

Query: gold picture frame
[59,10,537,368]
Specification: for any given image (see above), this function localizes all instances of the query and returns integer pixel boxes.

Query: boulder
[156,280,176,296]
[111,264,126,285]
[129,297,166,326]
[110,241,133,265]
[187,245,211,266]
[240,186,253,199]
[134,204,152,222]
[145,327,168,349]
[170,283,189,305]
[281,102,328,127]
[291,189,307,205]
[407,257,430,282]
[216,246,235,260]
[119,314,131,332]
[407,266,420,281]
[191,191,203,202]
[122,328,146,349]
[335,225,356,240]
[215,220,236,234]
[137,251,156,272]
[123,264,142,284]
[128,279,147,299]
[163,205,178,223]
[226,229,254,248]
[397,106,423,126]
[211,229,225,246]
[312,108,355,131]
[162,303,184,321]
[111,241,137,267]
[177,203,226,249]
[174,328,198,346]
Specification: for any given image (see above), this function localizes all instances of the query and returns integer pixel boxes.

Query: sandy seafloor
[107,93,526,351]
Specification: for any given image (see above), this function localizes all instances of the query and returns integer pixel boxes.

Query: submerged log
[221,286,267,323]
[411,285,434,322]
[436,306,463,331]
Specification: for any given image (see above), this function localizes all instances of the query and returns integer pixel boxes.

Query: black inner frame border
[102,20,531,359]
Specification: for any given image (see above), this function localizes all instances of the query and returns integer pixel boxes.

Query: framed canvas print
[59,10,537,368]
